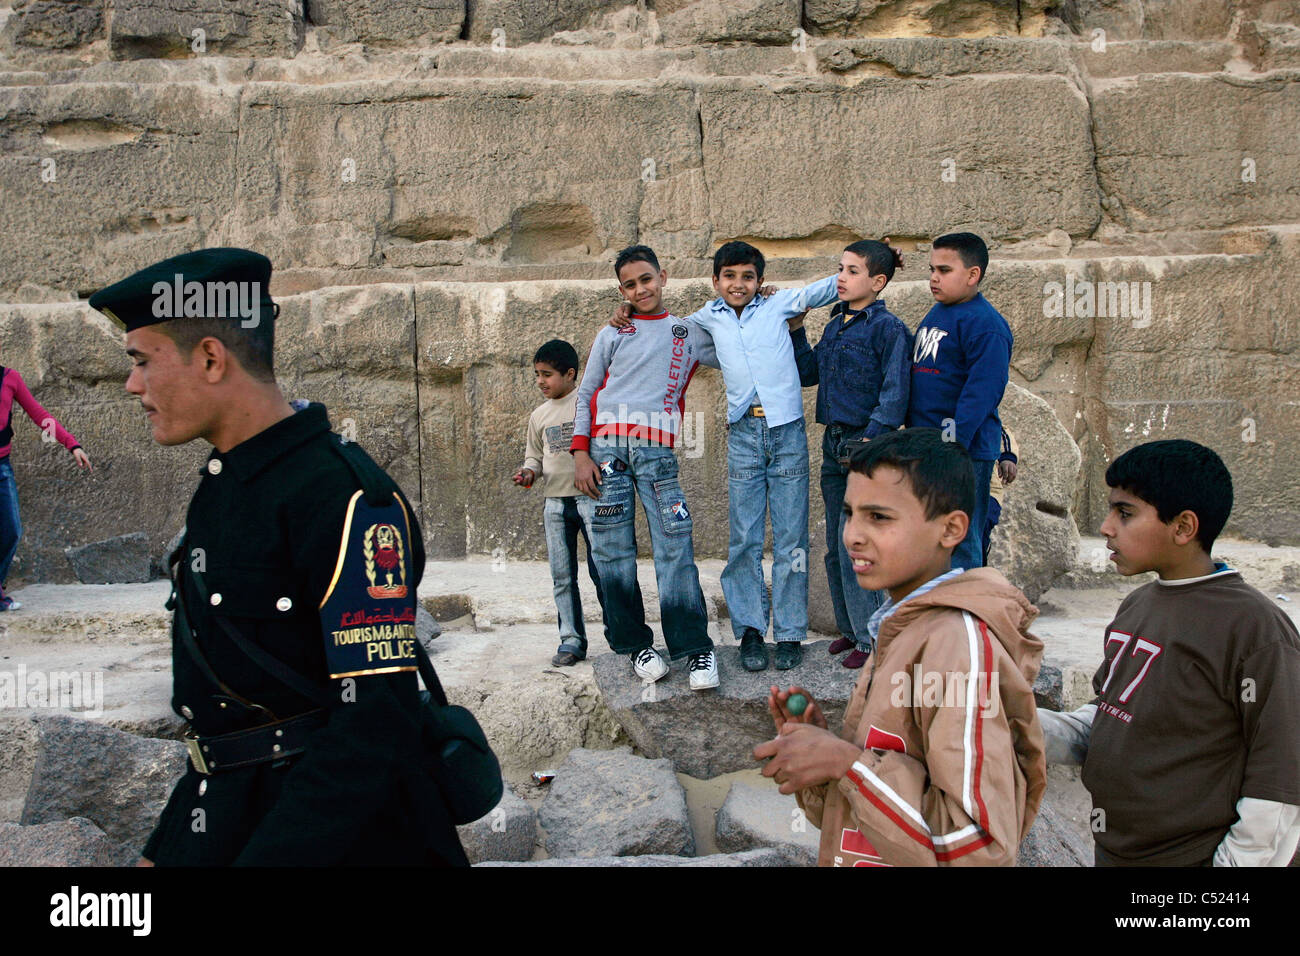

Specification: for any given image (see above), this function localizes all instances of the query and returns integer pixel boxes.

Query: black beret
[88,247,279,333]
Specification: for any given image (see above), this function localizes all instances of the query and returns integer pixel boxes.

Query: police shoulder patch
[318,491,419,679]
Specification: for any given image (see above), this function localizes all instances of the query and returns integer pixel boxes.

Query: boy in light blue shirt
[615,241,837,671]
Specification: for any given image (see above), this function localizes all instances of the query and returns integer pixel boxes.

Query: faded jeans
[575,435,712,661]
[819,425,886,652]
[721,414,809,643]
[542,494,608,658]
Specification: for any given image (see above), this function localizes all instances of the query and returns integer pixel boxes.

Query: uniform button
[276,597,292,612]
[198,780,207,796]
[180,705,194,719]
[207,459,223,475]
[210,592,222,606]
[219,701,228,709]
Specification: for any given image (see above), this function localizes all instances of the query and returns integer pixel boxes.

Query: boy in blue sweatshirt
[907,232,1012,571]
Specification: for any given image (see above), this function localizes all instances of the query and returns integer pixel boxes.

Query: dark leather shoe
[551,650,583,666]
[828,636,854,655]
[739,628,768,671]
[774,641,803,670]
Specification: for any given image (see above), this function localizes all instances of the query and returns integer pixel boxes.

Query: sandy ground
[3,539,1296,853]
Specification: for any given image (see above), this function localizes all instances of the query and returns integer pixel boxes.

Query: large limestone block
[1018,799,1092,866]
[456,785,538,863]
[274,283,423,515]
[657,0,801,46]
[64,532,153,584]
[698,75,1099,244]
[0,817,139,867]
[452,670,626,773]
[591,644,854,779]
[1092,74,1300,232]
[538,746,694,858]
[988,382,1082,603]
[20,714,188,850]
[309,0,465,47]
[0,716,41,825]
[463,0,632,44]
[108,0,305,60]
[804,0,1054,37]
[1050,0,1238,40]
[715,780,820,865]
[816,36,1074,76]
[228,80,701,276]
[1,0,104,50]
[1079,245,1300,541]
[0,82,239,299]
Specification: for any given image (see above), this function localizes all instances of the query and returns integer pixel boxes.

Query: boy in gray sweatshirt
[570,245,720,690]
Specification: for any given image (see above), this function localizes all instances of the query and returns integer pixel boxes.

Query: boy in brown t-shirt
[1041,439,1300,865]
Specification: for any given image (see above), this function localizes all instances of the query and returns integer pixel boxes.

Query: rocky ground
[2,539,1296,865]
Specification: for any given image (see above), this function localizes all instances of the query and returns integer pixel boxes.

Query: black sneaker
[774,641,803,670]
[739,628,768,672]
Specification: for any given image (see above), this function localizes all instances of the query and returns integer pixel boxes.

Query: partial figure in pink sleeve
[0,364,93,609]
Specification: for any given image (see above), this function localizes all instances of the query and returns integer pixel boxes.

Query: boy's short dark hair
[159,318,275,383]
[844,239,903,284]
[932,232,989,283]
[1105,439,1233,552]
[614,244,660,277]
[848,428,975,522]
[712,240,765,280]
[533,339,579,377]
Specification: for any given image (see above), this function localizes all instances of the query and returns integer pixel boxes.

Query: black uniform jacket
[143,403,467,866]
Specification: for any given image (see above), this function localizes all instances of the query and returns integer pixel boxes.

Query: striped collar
[866,566,968,644]
[630,310,670,320]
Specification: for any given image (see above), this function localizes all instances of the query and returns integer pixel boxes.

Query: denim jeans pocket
[652,477,693,536]
[588,471,633,526]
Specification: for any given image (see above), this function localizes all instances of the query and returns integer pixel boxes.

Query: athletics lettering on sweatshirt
[570,312,719,452]
[906,292,1012,461]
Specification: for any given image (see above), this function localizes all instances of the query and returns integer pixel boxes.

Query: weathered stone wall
[1,0,1297,587]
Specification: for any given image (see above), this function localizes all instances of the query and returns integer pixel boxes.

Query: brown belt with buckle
[744,405,766,418]
[185,709,327,775]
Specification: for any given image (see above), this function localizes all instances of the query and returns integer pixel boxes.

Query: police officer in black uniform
[91,248,468,866]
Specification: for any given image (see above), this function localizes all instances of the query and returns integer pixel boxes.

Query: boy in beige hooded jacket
[754,428,1046,866]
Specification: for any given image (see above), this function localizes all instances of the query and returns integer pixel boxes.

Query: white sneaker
[631,647,669,682]
[688,651,719,690]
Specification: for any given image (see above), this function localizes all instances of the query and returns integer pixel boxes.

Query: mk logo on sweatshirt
[913,326,949,365]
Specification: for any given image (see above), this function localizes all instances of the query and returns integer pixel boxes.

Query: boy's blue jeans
[576,436,712,662]
[819,425,886,652]
[542,495,609,659]
[0,458,21,591]
[721,414,809,643]
[953,458,996,572]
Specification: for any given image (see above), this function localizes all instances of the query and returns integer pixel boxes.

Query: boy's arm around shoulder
[832,611,1044,866]
[768,274,838,316]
